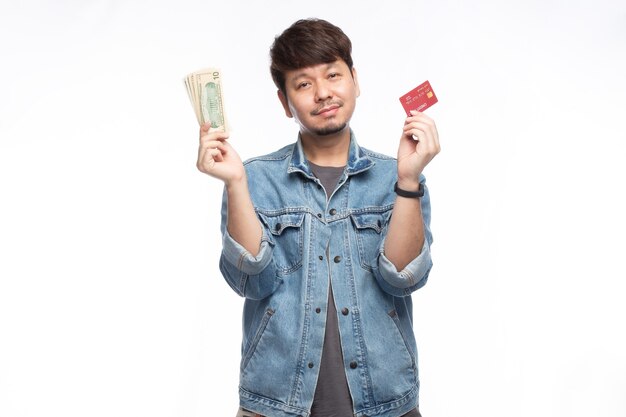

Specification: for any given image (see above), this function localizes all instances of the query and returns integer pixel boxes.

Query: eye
[297,81,311,89]
[329,72,339,79]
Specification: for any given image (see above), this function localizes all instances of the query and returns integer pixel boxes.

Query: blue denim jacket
[219,131,433,417]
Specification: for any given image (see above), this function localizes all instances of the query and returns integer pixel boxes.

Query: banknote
[183,68,229,132]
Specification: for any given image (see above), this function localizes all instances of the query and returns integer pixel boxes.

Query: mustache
[311,100,343,116]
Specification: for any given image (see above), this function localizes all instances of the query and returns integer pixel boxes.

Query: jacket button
[319,255,323,260]
[317,213,322,218]
[275,223,282,231]
[350,361,358,369]
[329,208,337,215]
[308,362,314,368]
[341,307,349,316]
[333,255,341,263]
[315,307,321,313]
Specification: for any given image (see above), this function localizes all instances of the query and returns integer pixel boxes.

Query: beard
[309,100,347,136]
[312,122,347,136]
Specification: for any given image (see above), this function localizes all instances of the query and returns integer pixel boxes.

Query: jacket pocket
[388,308,416,369]
[258,211,306,275]
[350,210,391,271]
[241,308,275,371]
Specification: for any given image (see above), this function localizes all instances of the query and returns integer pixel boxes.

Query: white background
[1,1,625,416]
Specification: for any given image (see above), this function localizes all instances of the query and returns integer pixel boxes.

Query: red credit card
[399,80,438,115]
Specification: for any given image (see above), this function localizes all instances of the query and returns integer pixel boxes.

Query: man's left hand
[397,110,440,189]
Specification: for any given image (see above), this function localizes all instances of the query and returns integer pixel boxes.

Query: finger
[403,120,432,134]
[410,115,439,150]
[200,122,212,133]
[207,148,224,162]
[200,139,228,150]
[199,122,213,139]
[213,141,228,151]
[200,140,229,157]
[198,140,223,163]
[405,125,439,153]
[403,124,432,143]
[403,121,438,144]
[409,110,435,124]
[406,129,426,144]
[405,113,436,133]
[200,123,228,138]
[200,130,229,141]
[409,129,440,156]
[404,115,436,129]
[198,148,224,171]
[200,134,230,151]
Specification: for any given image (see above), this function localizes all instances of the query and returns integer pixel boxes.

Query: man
[197,19,440,417]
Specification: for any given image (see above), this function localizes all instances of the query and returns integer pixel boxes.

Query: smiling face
[278,60,360,140]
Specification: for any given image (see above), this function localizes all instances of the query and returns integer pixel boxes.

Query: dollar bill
[183,68,229,132]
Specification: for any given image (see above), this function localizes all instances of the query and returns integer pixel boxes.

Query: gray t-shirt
[308,162,421,417]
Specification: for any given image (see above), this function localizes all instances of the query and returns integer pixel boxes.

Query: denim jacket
[219,131,433,417]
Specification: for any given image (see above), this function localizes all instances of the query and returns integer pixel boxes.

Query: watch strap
[394,181,424,198]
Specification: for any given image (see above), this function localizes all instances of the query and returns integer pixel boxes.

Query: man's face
[278,60,360,138]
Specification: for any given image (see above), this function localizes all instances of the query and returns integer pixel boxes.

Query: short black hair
[270,18,353,94]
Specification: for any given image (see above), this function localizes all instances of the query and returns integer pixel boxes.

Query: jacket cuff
[222,229,273,275]
[378,238,432,291]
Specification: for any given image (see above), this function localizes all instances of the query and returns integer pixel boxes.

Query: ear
[352,67,361,98]
[277,89,293,118]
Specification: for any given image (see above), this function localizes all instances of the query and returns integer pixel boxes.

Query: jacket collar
[287,129,375,178]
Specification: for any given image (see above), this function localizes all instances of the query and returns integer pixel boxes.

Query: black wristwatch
[394,181,424,198]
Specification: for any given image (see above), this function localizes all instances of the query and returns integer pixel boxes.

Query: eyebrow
[289,63,339,82]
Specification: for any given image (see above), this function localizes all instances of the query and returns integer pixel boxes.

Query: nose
[314,80,332,102]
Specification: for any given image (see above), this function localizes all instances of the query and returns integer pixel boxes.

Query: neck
[300,128,351,167]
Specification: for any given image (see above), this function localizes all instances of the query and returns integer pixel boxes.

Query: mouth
[313,103,341,116]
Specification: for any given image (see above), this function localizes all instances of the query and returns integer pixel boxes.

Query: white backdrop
[1,1,625,416]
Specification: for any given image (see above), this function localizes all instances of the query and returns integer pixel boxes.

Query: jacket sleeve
[218,188,281,300]
[373,176,434,297]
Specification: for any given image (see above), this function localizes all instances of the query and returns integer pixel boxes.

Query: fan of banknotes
[183,68,229,132]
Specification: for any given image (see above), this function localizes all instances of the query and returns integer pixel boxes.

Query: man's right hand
[197,123,262,256]
[196,123,245,185]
